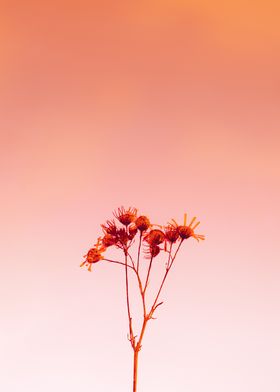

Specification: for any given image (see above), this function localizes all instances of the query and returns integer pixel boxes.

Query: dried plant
[81,207,205,391]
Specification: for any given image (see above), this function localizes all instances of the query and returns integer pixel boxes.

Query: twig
[143,256,153,294]
[124,248,135,350]
[149,239,183,318]
[136,232,142,272]
[104,258,134,270]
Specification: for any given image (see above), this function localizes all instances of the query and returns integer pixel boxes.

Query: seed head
[116,228,130,245]
[164,225,180,243]
[102,233,117,247]
[85,247,104,263]
[144,229,165,245]
[144,243,161,258]
[113,206,138,226]
[129,225,138,239]
[149,244,160,257]
[135,215,150,232]
[80,245,105,271]
[101,220,118,235]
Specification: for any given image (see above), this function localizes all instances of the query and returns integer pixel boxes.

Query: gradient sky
[1,1,280,391]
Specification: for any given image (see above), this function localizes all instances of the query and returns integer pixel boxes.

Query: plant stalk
[133,349,139,392]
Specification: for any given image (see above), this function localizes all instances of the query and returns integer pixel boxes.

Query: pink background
[1,1,280,391]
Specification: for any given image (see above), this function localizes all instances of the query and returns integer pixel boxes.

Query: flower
[101,220,118,235]
[116,228,130,246]
[113,206,138,226]
[169,213,205,242]
[144,229,165,245]
[102,233,117,247]
[135,215,150,232]
[128,225,138,239]
[144,243,161,258]
[80,238,106,271]
[164,225,180,243]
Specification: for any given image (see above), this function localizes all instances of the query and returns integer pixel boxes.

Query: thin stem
[124,248,135,349]
[125,233,184,391]
[104,258,134,270]
[127,252,146,317]
[149,239,183,317]
[136,232,142,272]
[143,256,153,294]
[133,350,139,392]
[166,243,173,269]
[134,239,184,390]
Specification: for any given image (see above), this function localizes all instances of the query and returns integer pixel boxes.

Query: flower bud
[113,206,137,226]
[129,225,138,239]
[149,244,160,257]
[164,226,179,243]
[145,229,165,245]
[135,216,150,232]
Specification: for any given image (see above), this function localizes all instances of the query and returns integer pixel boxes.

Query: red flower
[164,225,180,243]
[102,234,117,247]
[101,220,118,235]
[135,216,150,232]
[128,225,138,240]
[80,238,106,271]
[113,206,138,226]
[144,229,165,245]
[144,243,161,258]
[169,214,205,242]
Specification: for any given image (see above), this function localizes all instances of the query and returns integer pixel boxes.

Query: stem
[124,249,135,349]
[166,243,173,269]
[127,252,146,317]
[143,256,153,293]
[168,239,183,270]
[137,318,148,352]
[104,258,134,269]
[149,239,183,317]
[133,317,148,392]
[136,232,142,272]
[133,349,139,392]
[125,234,184,391]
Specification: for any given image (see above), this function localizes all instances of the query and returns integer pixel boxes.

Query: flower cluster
[80,206,205,392]
[81,207,205,271]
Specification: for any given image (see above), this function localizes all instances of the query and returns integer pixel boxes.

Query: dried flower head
[170,213,205,242]
[135,215,150,232]
[144,229,165,245]
[129,225,138,240]
[144,243,161,258]
[102,233,117,247]
[113,206,138,226]
[116,228,130,246]
[101,220,118,235]
[80,238,106,271]
[164,225,180,243]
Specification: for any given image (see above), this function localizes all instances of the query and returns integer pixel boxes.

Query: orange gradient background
[1,1,280,391]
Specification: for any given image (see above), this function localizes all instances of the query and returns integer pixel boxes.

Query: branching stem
[149,239,183,318]
[124,237,184,392]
